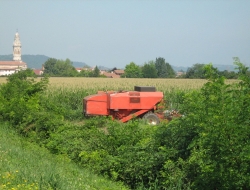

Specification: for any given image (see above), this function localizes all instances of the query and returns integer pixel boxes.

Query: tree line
[41,57,247,79]
[183,63,244,79]
[42,57,176,78]
[42,58,102,77]
[122,57,175,78]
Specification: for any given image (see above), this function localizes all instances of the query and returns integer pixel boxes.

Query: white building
[0,32,27,76]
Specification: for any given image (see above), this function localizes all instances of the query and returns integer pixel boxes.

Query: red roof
[0,67,18,70]
[33,69,43,75]
[114,69,124,75]
[0,61,27,66]
[102,72,121,78]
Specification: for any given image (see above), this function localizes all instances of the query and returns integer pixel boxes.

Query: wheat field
[0,77,238,92]
[48,77,208,91]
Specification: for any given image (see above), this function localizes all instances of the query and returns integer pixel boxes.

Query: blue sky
[0,0,249,68]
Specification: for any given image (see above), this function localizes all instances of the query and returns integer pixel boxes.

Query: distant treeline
[42,57,245,79]
[0,54,241,78]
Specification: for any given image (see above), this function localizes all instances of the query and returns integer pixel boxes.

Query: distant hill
[172,65,189,72]
[98,65,112,71]
[0,54,50,69]
[73,61,89,68]
[0,54,13,61]
[172,64,236,72]
[23,55,50,69]
[213,64,237,72]
[0,54,88,69]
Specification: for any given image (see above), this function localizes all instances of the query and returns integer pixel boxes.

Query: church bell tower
[13,31,22,61]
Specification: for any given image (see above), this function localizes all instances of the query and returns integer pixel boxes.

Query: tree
[91,66,100,77]
[123,62,142,78]
[43,58,57,76]
[25,68,37,77]
[78,67,103,78]
[43,58,77,77]
[219,70,238,79]
[78,69,91,77]
[166,62,176,78]
[155,57,167,78]
[155,61,250,189]
[155,57,175,78]
[55,59,77,76]
[0,70,49,125]
[185,63,207,78]
[141,61,157,78]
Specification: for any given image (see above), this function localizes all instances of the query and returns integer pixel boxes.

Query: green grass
[0,122,128,190]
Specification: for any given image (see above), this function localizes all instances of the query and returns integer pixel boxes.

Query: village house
[102,71,120,78]
[113,69,124,76]
[101,69,124,78]
[176,71,185,77]
[0,32,27,76]
[33,69,44,75]
[75,67,83,72]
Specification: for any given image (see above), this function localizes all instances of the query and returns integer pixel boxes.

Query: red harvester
[83,86,171,125]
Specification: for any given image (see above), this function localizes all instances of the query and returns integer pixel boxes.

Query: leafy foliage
[0,122,128,190]
[0,70,49,126]
[155,57,175,78]
[43,58,78,76]
[43,58,57,75]
[77,66,103,77]
[185,63,206,78]
[92,66,101,77]
[141,60,158,78]
[123,57,175,78]
[186,63,239,79]
[123,62,143,78]
[218,70,238,79]
[156,60,250,189]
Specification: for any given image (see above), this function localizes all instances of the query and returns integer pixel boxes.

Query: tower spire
[13,31,22,61]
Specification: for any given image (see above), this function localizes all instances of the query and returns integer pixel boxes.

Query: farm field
[0,77,237,91]
[48,77,208,91]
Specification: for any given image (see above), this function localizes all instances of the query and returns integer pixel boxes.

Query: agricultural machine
[83,86,178,125]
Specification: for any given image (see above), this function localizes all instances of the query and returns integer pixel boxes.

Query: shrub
[0,70,48,126]
[155,62,250,189]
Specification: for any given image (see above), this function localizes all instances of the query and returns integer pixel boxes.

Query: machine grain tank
[83,86,167,125]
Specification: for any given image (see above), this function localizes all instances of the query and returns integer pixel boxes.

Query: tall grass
[38,77,207,121]
[1,76,238,92]
[47,77,208,91]
[0,122,128,190]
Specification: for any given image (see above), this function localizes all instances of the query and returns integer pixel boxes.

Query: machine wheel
[143,112,160,125]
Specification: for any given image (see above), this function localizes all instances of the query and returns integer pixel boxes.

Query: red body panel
[83,90,164,122]
[109,91,163,110]
[84,93,109,115]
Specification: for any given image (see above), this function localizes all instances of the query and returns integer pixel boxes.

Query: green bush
[0,122,128,190]
[40,87,91,121]
[72,61,250,189]
[78,120,161,189]
[0,70,48,126]
[155,62,250,189]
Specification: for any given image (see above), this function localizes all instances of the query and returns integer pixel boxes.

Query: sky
[0,0,250,68]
